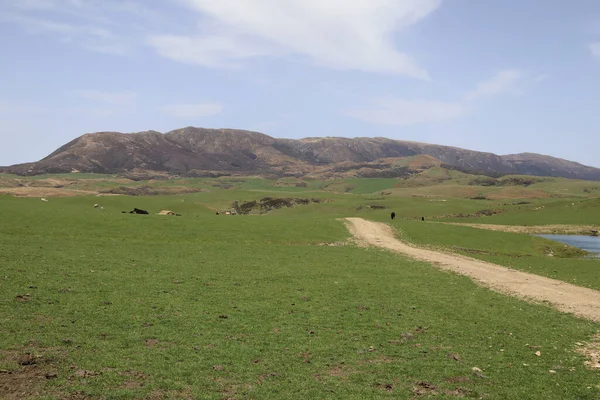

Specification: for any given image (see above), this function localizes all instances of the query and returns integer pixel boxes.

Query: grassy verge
[394,220,600,291]
[1,196,600,399]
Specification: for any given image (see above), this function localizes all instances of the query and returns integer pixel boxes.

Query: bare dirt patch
[485,187,552,200]
[144,339,159,348]
[313,365,360,383]
[0,187,97,197]
[576,335,600,369]
[0,350,60,400]
[435,208,506,219]
[119,370,148,389]
[100,185,204,196]
[345,218,600,322]
[412,381,438,396]
[232,197,326,215]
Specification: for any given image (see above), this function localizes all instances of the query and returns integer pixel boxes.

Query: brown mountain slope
[502,153,600,180]
[1,127,599,181]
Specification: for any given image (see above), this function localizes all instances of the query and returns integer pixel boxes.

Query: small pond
[536,234,600,257]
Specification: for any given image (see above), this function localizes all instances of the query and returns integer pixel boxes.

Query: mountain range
[2,127,599,181]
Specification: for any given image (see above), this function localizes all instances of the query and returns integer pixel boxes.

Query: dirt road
[345,217,600,322]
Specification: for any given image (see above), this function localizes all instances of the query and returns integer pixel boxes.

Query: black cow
[130,208,149,215]
[421,216,425,221]
[391,212,396,220]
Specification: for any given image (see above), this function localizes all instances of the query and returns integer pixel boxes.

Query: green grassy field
[391,220,600,291]
[2,175,600,399]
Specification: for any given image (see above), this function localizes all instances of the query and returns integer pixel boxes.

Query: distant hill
[2,127,599,181]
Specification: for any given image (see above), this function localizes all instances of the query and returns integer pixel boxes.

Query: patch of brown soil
[436,208,506,219]
[0,187,97,197]
[358,356,395,365]
[442,222,600,236]
[316,241,346,247]
[73,369,100,379]
[375,382,394,392]
[0,178,21,188]
[412,381,438,396]
[143,386,194,399]
[119,370,148,390]
[345,218,600,322]
[14,294,31,302]
[144,339,159,348]
[29,178,74,188]
[99,185,204,196]
[576,335,600,369]
[313,365,360,383]
[406,155,442,169]
[0,177,77,189]
[0,350,60,400]
[445,376,471,383]
[486,187,552,200]
[275,180,308,188]
[233,197,325,215]
[31,314,52,323]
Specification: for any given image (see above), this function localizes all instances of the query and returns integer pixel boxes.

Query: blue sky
[1,0,600,167]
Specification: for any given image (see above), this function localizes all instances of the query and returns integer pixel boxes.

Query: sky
[1,0,600,167]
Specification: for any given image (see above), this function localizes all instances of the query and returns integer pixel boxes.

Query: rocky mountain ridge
[2,127,599,181]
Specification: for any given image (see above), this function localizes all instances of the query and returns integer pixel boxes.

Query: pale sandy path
[345,217,600,322]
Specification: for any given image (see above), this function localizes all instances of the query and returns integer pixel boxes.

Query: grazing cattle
[391,212,396,220]
[41,198,48,202]
[94,204,99,208]
[225,211,231,215]
[421,216,425,221]
[216,212,220,215]
[131,208,149,215]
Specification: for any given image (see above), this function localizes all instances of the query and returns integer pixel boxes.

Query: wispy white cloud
[72,91,137,117]
[76,91,137,108]
[590,42,600,58]
[251,112,295,132]
[149,0,442,79]
[82,42,130,55]
[464,69,524,101]
[1,1,140,55]
[1,12,76,34]
[11,0,55,10]
[6,0,441,78]
[0,99,47,115]
[9,14,115,40]
[148,35,268,69]
[344,98,468,126]
[344,69,531,126]
[160,102,223,118]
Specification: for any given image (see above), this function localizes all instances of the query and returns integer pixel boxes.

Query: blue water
[537,234,600,256]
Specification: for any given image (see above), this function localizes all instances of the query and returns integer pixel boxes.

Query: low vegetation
[1,171,600,399]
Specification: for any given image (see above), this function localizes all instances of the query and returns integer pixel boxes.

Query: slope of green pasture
[340,178,399,194]
[529,178,600,197]
[395,220,600,291]
[447,197,600,226]
[1,195,600,399]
